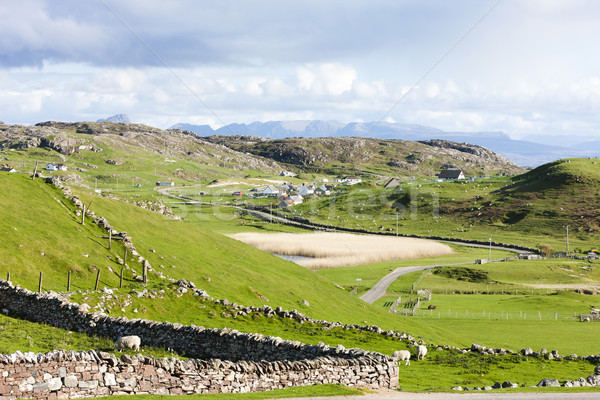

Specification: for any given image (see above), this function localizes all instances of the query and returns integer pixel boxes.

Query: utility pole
[563,225,570,255]
[488,236,492,261]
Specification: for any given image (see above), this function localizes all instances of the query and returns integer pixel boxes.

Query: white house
[263,185,285,196]
[46,163,68,171]
[298,185,315,196]
[437,169,465,180]
[342,176,362,185]
[289,194,303,205]
[280,171,297,177]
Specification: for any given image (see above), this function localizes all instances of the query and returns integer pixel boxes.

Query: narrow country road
[359,265,432,304]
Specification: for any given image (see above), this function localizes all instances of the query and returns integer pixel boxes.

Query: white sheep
[417,344,427,360]
[392,350,411,366]
[114,335,141,352]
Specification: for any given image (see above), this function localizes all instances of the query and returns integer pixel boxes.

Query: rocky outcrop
[205,135,525,176]
[0,121,280,173]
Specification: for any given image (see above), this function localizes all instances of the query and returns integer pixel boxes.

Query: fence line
[414,308,578,322]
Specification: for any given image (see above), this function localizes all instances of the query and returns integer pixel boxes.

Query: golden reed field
[229,232,453,270]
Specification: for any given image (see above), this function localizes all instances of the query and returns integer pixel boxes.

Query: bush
[538,243,553,256]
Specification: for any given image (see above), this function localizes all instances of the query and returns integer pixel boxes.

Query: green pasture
[316,244,516,295]
[404,258,600,294]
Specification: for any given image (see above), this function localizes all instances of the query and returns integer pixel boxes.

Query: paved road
[359,265,433,304]
[286,388,600,400]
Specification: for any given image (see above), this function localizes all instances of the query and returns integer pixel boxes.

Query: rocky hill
[174,119,599,167]
[204,135,525,177]
[0,121,280,172]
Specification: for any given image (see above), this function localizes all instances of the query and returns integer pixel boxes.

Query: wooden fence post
[124,247,128,264]
[120,268,124,289]
[143,264,147,284]
[6,272,10,282]
[108,230,112,250]
[38,272,43,293]
[67,270,71,292]
[81,205,86,225]
[94,269,100,291]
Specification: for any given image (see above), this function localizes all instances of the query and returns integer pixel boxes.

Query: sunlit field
[229,232,453,270]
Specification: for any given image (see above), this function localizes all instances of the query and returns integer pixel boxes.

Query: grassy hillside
[0,172,407,330]
[287,159,600,251]
[0,173,136,290]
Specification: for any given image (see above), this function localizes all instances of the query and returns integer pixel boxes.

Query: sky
[0,0,599,141]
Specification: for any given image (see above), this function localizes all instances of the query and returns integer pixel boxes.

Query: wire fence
[412,308,581,322]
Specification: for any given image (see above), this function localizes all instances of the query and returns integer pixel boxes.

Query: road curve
[359,265,432,304]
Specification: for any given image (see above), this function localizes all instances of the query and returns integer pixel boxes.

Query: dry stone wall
[0,349,395,399]
[0,281,398,398]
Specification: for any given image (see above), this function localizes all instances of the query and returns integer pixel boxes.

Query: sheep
[392,350,411,366]
[417,344,427,360]
[114,335,141,352]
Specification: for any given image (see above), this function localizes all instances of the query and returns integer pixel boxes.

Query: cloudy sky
[1,0,599,140]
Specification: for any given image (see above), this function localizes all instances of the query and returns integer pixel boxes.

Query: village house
[155,181,175,187]
[45,163,68,171]
[282,183,298,192]
[263,185,286,197]
[278,194,304,208]
[280,171,296,177]
[437,169,466,181]
[314,185,331,195]
[384,178,402,188]
[289,194,303,205]
[342,176,362,185]
[298,184,315,197]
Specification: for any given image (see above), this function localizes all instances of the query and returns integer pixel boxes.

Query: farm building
[280,171,296,177]
[342,176,362,185]
[384,178,402,188]
[45,163,68,171]
[437,169,465,180]
[156,181,175,187]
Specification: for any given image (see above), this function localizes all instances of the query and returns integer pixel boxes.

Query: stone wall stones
[0,281,398,398]
[0,349,397,399]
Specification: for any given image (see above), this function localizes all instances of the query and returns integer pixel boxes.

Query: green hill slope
[286,158,600,251]
[440,158,600,250]
[0,172,399,328]
[0,173,135,290]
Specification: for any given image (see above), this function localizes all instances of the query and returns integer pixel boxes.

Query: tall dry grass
[229,232,453,270]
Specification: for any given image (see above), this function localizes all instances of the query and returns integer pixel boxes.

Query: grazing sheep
[114,335,141,352]
[392,350,411,366]
[417,345,427,360]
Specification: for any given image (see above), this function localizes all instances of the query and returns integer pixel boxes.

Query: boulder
[537,378,560,387]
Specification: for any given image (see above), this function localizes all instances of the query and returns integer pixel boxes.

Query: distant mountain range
[170,120,599,167]
[97,114,131,123]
